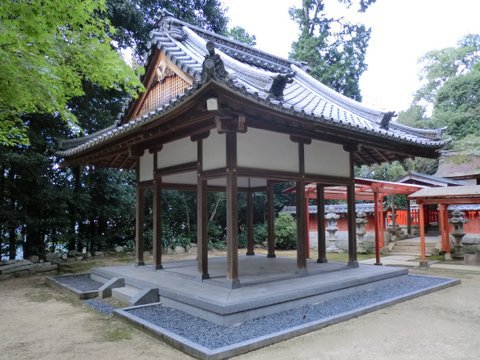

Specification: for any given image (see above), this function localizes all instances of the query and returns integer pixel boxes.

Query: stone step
[112,285,141,304]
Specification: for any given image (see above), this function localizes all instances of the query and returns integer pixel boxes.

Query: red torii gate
[302,178,425,265]
[409,185,480,266]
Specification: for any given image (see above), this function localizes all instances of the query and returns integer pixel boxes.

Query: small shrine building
[57,15,448,288]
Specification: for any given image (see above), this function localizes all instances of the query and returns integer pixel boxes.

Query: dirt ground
[1,257,480,360]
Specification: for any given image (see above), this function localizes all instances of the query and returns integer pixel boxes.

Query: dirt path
[1,267,479,360]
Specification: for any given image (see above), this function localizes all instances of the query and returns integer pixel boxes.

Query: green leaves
[0,0,143,146]
[289,0,372,101]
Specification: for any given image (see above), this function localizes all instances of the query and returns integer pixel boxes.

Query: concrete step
[392,245,436,253]
[90,273,111,284]
[112,285,141,304]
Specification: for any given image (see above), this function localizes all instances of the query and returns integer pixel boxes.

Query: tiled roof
[57,15,449,161]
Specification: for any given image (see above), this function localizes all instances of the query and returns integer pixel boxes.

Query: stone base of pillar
[152,265,163,271]
[226,279,241,289]
[347,260,359,268]
[374,261,382,266]
[135,261,145,267]
[246,251,255,256]
[295,268,308,277]
[419,259,429,268]
[196,273,210,281]
[444,252,452,261]
[316,257,327,263]
[267,253,276,258]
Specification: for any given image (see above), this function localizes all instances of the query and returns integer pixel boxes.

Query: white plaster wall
[157,137,197,169]
[139,151,154,181]
[304,140,349,177]
[237,128,298,172]
[208,177,267,188]
[162,171,197,185]
[203,132,226,171]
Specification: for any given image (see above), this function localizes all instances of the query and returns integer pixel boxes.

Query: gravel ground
[83,299,116,315]
[52,274,102,292]
[126,274,450,350]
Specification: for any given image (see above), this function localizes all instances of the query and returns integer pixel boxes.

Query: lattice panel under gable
[137,74,190,117]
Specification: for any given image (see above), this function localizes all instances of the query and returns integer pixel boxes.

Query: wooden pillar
[347,180,358,267]
[439,204,446,253]
[441,203,451,260]
[152,177,163,270]
[305,198,310,258]
[444,204,451,256]
[373,191,382,265]
[316,184,327,263]
[197,178,209,279]
[226,130,240,288]
[267,180,276,258]
[246,191,255,256]
[406,196,412,235]
[197,139,209,279]
[135,184,145,266]
[344,146,358,268]
[419,201,428,267]
[296,180,307,273]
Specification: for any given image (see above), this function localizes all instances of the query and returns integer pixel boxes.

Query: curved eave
[58,79,448,168]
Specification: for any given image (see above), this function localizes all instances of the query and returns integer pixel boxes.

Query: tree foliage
[226,26,256,46]
[0,0,143,146]
[289,0,375,100]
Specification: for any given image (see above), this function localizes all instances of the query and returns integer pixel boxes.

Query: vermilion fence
[308,210,480,234]
[394,209,480,233]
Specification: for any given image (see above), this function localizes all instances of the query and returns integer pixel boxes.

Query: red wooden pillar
[442,203,451,260]
[419,201,428,267]
[439,204,446,253]
[373,191,382,266]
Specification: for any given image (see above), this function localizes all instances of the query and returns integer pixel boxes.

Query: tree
[226,26,256,46]
[0,0,143,146]
[432,68,480,140]
[415,34,480,106]
[106,0,228,56]
[289,0,375,100]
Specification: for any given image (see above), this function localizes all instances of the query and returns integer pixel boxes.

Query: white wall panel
[203,132,226,171]
[157,137,197,169]
[237,128,298,172]
[139,151,154,181]
[304,140,349,177]
[162,171,197,185]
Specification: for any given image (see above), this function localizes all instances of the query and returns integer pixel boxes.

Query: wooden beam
[155,161,198,177]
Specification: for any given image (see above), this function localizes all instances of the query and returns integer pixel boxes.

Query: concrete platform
[91,255,408,326]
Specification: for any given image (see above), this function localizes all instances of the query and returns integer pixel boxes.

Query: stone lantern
[356,211,368,254]
[325,205,342,253]
[449,210,469,259]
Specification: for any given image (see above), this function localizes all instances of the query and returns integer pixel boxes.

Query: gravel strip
[52,274,102,292]
[127,275,450,350]
[84,299,116,315]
